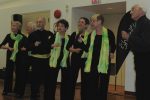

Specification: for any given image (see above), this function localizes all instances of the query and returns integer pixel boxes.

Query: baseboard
[125,91,136,96]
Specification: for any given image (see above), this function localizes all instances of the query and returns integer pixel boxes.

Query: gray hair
[133,4,147,14]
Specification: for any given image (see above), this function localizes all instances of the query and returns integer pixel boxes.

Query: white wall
[71,0,126,7]
[0,10,12,69]
[71,8,94,33]
[125,52,135,92]
[101,0,125,4]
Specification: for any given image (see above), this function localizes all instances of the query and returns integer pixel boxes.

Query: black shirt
[66,32,86,58]
[128,15,150,52]
[28,30,54,54]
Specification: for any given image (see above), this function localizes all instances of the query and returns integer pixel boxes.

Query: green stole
[49,32,69,68]
[84,27,109,74]
[10,33,23,62]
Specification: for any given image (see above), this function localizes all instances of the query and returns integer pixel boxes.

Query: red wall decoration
[54,9,61,19]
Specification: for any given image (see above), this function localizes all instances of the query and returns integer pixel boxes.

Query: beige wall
[104,13,125,86]
[22,10,50,34]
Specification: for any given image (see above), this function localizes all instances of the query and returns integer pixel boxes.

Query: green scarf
[49,32,69,68]
[10,33,23,62]
[81,31,89,58]
[84,27,109,74]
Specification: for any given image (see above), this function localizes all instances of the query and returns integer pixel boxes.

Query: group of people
[0,4,150,100]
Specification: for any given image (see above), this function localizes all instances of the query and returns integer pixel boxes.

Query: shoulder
[6,33,11,36]
[30,30,38,36]
[70,32,76,37]
[21,34,28,39]
[106,28,115,39]
[5,33,11,38]
[44,30,54,36]
[107,29,114,35]
[67,34,71,38]
[107,29,113,34]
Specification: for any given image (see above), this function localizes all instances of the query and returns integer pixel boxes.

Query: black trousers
[68,56,85,100]
[134,52,150,100]
[14,54,29,96]
[46,67,71,100]
[30,57,49,99]
[83,65,111,100]
[3,59,15,93]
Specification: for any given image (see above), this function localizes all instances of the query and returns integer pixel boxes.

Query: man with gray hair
[28,17,54,100]
[122,4,150,100]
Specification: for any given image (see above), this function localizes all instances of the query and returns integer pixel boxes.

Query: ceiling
[0,0,11,3]
[76,2,126,14]
[0,0,18,4]
[0,1,126,14]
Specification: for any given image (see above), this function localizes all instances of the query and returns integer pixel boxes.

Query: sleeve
[37,31,54,51]
[0,34,10,47]
[27,32,36,51]
[108,29,116,53]
[66,32,76,50]
[128,19,150,51]
[50,32,55,48]
[80,33,91,52]
[18,35,28,51]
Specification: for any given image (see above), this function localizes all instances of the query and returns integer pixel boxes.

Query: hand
[121,31,129,40]
[75,48,82,53]
[21,47,26,51]
[77,35,83,43]
[8,47,14,51]
[51,43,60,48]
[110,53,114,59]
[69,47,81,53]
[1,45,9,49]
[34,41,41,47]
[1,45,13,51]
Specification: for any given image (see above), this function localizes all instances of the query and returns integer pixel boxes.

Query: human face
[57,23,67,34]
[26,25,33,34]
[90,18,101,29]
[11,22,19,33]
[130,5,143,21]
[78,18,87,32]
[36,17,46,30]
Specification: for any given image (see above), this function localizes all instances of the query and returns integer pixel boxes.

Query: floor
[0,79,136,100]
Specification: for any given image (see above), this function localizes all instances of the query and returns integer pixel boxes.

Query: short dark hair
[97,14,104,25]
[56,19,69,29]
[91,14,104,25]
[80,17,90,25]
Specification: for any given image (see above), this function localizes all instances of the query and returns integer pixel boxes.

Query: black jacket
[128,15,150,52]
